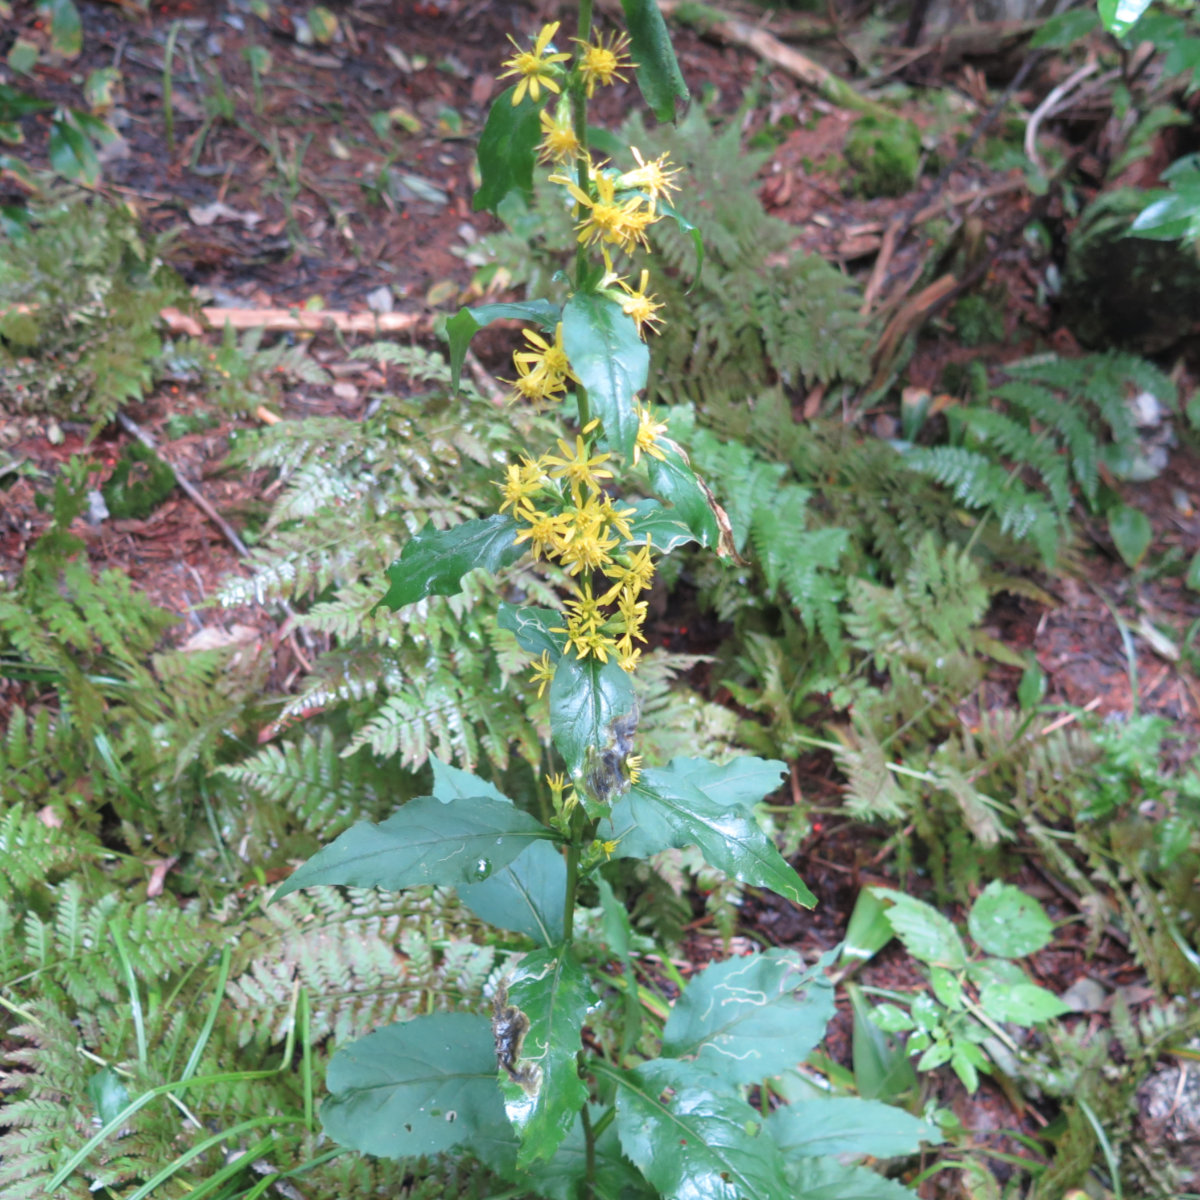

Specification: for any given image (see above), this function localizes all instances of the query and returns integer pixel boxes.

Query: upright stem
[579,1097,597,1200]
[569,0,594,291]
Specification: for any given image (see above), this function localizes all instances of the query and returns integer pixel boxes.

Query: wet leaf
[978,981,1069,1026]
[613,1058,790,1200]
[873,888,967,970]
[646,440,724,551]
[1108,503,1152,568]
[445,299,560,392]
[322,1013,513,1158]
[561,292,647,459]
[503,949,597,1164]
[619,0,690,122]
[767,1095,941,1159]
[459,841,565,945]
[662,948,835,1083]
[272,793,555,899]
[548,652,636,778]
[522,1110,653,1200]
[785,1157,920,1199]
[497,603,567,660]
[379,515,524,611]
[967,880,1055,958]
[87,1068,129,1126]
[474,86,542,214]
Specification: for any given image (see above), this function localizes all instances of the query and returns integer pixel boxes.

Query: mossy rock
[844,116,921,198]
[101,441,177,519]
[1059,188,1200,354]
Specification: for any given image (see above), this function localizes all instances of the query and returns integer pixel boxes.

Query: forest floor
[3,0,1200,1196]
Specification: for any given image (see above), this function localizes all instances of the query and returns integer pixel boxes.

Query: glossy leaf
[657,197,704,285]
[1108,503,1152,568]
[523,1110,654,1200]
[1098,0,1151,36]
[966,957,1028,990]
[967,880,1055,958]
[503,949,596,1164]
[646,440,722,550]
[473,86,543,214]
[841,888,894,964]
[626,498,696,553]
[445,299,560,392]
[767,1096,941,1159]
[87,1068,130,1126]
[612,1058,790,1200]
[602,758,815,907]
[459,840,565,945]
[663,948,835,1084]
[597,877,643,1054]
[430,755,512,806]
[785,1158,918,1200]
[873,888,967,970]
[548,652,636,777]
[562,292,647,459]
[321,1013,512,1158]
[847,982,917,1102]
[497,603,567,659]
[619,0,690,122]
[379,515,523,611]
[978,981,1069,1026]
[273,793,554,900]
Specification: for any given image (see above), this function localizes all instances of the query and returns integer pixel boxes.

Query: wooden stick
[159,306,428,337]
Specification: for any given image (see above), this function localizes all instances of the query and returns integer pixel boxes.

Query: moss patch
[844,116,921,198]
[101,441,177,519]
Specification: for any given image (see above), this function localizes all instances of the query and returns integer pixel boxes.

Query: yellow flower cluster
[500,22,632,109]
[502,323,578,405]
[497,419,667,675]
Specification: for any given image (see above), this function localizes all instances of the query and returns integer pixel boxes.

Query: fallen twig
[1024,59,1101,173]
[159,306,429,337]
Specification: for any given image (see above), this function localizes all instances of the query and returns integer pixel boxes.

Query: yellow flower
[615,584,648,635]
[558,510,619,575]
[599,837,621,860]
[538,105,582,165]
[499,21,572,106]
[497,456,545,516]
[513,508,571,561]
[618,147,683,212]
[529,650,556,698]
[562,581,604,635]
[600,538,656,604]
[599,496,637,542]
[503,354,565,405]
[617,270,665,338]
[551,164,656,253]
[514,323,575,385]
[624,754,643,785]
[572,28,633,97]
[542,433,614,498]
[632,403,669,466]
[618,645,643,673]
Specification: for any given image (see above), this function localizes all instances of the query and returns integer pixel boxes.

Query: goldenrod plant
[276,7,941,1197]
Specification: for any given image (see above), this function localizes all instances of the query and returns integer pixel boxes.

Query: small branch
[1024,59,1100,173]
[159,306,429,337]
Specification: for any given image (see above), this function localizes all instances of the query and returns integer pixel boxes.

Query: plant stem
[580,1095,597,1200]
[570,0,594,291]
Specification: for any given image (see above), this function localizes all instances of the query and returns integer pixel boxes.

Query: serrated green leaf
[503,949,597,1165]
[929,966,965,1009]
[647,440,722,549]
[548,652,636,777]
[379,515,523,611]
[562,292,647,459]
[273,793,555,899]
[445,299,560,392]
[873,888,967,970]
[619,0,690,122]
[602,758,815,907]
[611,1058,790,1200]
[662,948,835,1083]
[767,1096,941,1160]
[322,1013,513,1158]
[978,981,1069,1025]
[497,603,567,659]
[626,498,696,552]
[967,880,1055,958]
[522,1109,654,1200]
[473,86,543,214]
[459,840,565,945]
[1108,503,1152,568]
[785,1157,919,1200]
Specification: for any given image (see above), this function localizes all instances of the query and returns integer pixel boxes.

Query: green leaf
[380,515,523,611]
[87,1068,130,1126]
[619,0,690,122]
[1186,550,1200,592]
[1030,7,1098,46]
[597,877,643,1054]
[785,1158,919,1200]
[273,793,555,900]
[459,841,565,945]
[978,981,1069,1026]
[841,888,895,964]
[322,1013,513,1158]
[603,758,816,907]
[967,880,1055,958]
[430,755,512,806]
[847,983,916,1102]
[966,957,1029,990]
[870,1004,917,1033]
[873,888,967,970]
[548,652,636,778]
[7,39,38,76]
[1108,503,1152,568]
[662,948,835,1084]
[562,292,648,459]
[656,197,704,285]
[445,299,560,392]
[611,1058,791,1200]
[0,84,52,120]
[1098,0,1151,36]
[473,86,543,214]
[48,113,100,185]
[497,603,567,659]
[626,498,696,553]
[523,1110,654,1200]
[767,1096,941,1159]
[41,0,83,57]
[646,441,722,550]
[503,949,597,1165]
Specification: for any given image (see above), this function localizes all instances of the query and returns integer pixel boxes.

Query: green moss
[844,116,921,198]
[101,441,177,519]
[949,294,1006,347]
